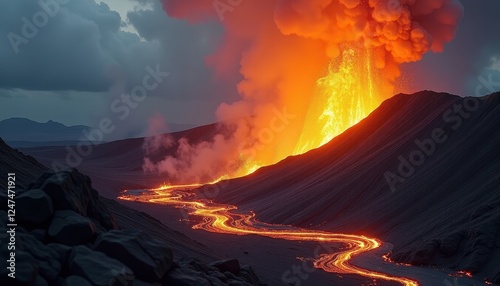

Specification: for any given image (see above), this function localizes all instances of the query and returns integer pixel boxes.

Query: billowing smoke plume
[144,0,463,183]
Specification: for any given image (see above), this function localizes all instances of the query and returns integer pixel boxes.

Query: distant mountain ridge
[0,118,90,143]
[0,118,197,147]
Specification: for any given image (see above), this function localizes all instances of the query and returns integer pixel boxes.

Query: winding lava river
[118,183,418,286]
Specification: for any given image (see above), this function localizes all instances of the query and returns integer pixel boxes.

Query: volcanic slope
[208,91,500,283]
[21,91,500,283]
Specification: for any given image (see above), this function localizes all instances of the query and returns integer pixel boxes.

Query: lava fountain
[294,46,381,154]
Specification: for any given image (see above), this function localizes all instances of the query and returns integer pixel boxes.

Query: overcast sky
[0,0,498,138]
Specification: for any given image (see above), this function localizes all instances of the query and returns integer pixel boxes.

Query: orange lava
[119,185,418,286]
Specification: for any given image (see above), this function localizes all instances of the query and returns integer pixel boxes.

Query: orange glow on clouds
[143,0,463,184]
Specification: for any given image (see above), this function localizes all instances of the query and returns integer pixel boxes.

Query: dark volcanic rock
[0,145,269,286]
[178,257,212,272]
[47,243,72,268]
[29,228,47,242]
[0,138,47,190]
[48,210,96,245]
[211,258,241,275]
[0,250,38,286]
[489,271,500,284]
[93,229,173,282]
[16,189,53,224]
[17,232,61,282]
[165,267,211,286]
[29,169,117,231]
[392,240,438,265]
[438,231,464,257]
[239,265,261,285]
[61,275,92,286]
[69,245,134,286]
[461,224,497,273]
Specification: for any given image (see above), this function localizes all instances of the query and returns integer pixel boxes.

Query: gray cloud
[399,0,500,96]
[0,0,239,135]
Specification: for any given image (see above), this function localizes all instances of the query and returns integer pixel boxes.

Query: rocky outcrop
[167,257,265,286]
[48,210,96,245]
[93,229,173,282]
[28,169,117,231]
[69,245,134,286]
[16,189,53,224]
[0,169,268,286]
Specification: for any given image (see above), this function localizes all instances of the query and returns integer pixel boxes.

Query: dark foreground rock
[16,189,53,224]
[48,210,96,245]
[94,229,173,282]
[0,169,268,286]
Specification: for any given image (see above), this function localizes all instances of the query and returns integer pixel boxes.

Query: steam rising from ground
[143,0,463,183]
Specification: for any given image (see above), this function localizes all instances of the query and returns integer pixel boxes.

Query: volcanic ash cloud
[143,0,463,183]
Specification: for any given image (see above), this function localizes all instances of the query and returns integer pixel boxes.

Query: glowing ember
[119,186,419,286]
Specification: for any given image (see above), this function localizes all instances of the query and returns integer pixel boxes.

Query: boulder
[93,229,173,282]
[178,257,211,272]
[47,243,72,268]
[29,229,47,242]
[69,245,134,286]
[29,169,117,230]
[239,265,261,285]
[16,189,53,224]
[211,259,241,275]
[48,210,96,245]
[61,275,92,286]
[17,232,61,282]
[164,267,211,286]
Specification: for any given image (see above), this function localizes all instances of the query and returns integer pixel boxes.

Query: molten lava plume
[144,0,463,184]
[294,47,382,154]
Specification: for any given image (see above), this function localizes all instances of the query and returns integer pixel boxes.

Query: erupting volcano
[144,0,464,185]
[3,0,500,285]
[134,0,467,285]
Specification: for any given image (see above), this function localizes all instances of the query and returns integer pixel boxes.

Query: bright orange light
[294,47,381,154]
[119,186,418,286]
[198,46,386,181]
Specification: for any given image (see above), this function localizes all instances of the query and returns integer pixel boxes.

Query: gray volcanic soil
[204,91,500,284]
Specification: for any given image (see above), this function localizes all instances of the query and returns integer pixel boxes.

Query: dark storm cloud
[0,0,124,91]
[0,0,235,102]
[399,0,500,96]
[0,0,240,136]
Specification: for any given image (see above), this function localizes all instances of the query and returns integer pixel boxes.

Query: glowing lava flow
[119,185,418,286]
